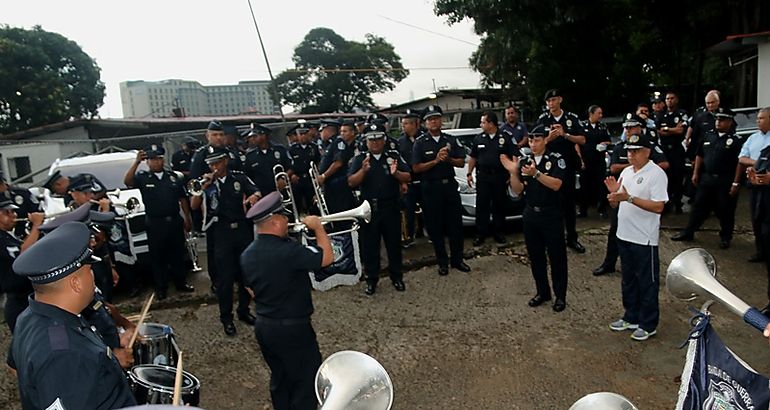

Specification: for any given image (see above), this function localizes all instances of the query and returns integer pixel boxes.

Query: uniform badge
[557,158,566,169]
[655,146,663,154]
[110,225,122,242]
[14,195,23,205]
[674,116,679,123]
[545,161,552,171]
[169,174,176,183]
[274,151,281,159]
[390,142,396,150]
[211,196,219,210]
[337,141,345,150]
[726,138,733,146]
[516,125,521,130]
[386,157,394,165]
[233,181,241,192]
[499,138,505,145]
[566,119,573,127]
[637,177,644,184]
[151,144,157,151]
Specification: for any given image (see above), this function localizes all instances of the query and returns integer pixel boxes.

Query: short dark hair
[341,123,357,133]
[505,105,519,114]
[637,102,651,110]
[588,105,601,115]
[482,111,498,124]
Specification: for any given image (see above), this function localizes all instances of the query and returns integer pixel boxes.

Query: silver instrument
[186,176,211,197]
[667,248,770,332]
[185,233,201,272]
[315,350,394,410]
[273,164,300,220]
[133,323,180,366]
[569,392,638,410]
[291,200,371,238]
[310,162,329,216]
[128,364,200,406]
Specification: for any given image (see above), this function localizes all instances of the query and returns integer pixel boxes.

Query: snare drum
[128,364,201,406]
[133,323,179,366]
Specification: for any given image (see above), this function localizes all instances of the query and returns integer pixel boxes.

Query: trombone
[309,162,329,216]
[273,164,300,221]
[290,200,371,238]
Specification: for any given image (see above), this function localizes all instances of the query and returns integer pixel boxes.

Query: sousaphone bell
[315,350,394,410]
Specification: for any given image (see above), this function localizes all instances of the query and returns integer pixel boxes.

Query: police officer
[319,118,342,153]
[657,91,689,213]
[191,146,260,336]
[8,222,137,410]
[317,121,357,215]
[536,89,587,253]
[0,192,43,332]
[398,108,425,248]
[289,124,322,215]
[124,144,194,300]
[348,123,411,295]
[243,123,292,195]
[685,91,721,161]
[357,113,400,154]
[672,108,743,248]
[172,136,199,178]
[412,105,470,275]
[502,124,568,312]
[467,111,517,245]
[0,172,42,237]
[500,105,529,148]
[42,171,107,206]
[578,105,612,217]
[241,192,332,410]
[592,114,669,276]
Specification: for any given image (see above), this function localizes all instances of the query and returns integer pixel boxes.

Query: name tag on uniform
[425,151,434,155]
[478,144,486,148]
[146,184,155,188]
[703,142,711,145]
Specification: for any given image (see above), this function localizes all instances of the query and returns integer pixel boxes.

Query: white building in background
[120,79,275,118]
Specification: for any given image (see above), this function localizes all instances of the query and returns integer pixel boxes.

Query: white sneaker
[609,319,638,331]
[630,328,657,341]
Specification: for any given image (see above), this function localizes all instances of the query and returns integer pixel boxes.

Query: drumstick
[128,292,154,348]
[172,350,184,406]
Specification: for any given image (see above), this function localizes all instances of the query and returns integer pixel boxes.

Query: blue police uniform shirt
[580,121,612,164]
[319,136,356,185]
[10,297,136,410]
[244,142,292,194]
[0,231,30,295]
[519,150,567,207]
[171,149,193,174]
[500,121,528,144]
[397,131,424,181]
[133,169,186,217]
[240,234,323,319]
[739,129,770,161]
[288,143,322,177]
[204,170,259,224]
[656,108,690,145]
[536,111,583,169]
[348,151,410,200]
[411,132,466,180]
[697,131,744,177]
[469,130,518,174]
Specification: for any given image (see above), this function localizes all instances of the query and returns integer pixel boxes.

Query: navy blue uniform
[244,142,292,195]
[500,121,528,145]
[0,230,31,332]
[578,121,612,215]
[289,143,322,215]
[240,234,324,410]
[519,151,568,300]
[470,130,518,238]
[171,149,193,175]
[398,131,424,242]
[656,108,689,210]
[5,187,41,237]
[318,136,356,214]
[411,133,466,269]
[9,297,136,410]
[189,144,243,180]
[133,169,188,294]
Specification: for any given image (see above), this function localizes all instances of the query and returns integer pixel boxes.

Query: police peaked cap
[204,146,229,163]
[715,107,735,119]
[246,191,290,222]
[422,105,443,120]
[144,144,166,158]
[543,89,561,100]
[207,120,224,131]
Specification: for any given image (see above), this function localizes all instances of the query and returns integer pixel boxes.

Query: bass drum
[128,364,201,406]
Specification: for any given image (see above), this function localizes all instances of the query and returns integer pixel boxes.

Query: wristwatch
[626,195,635,204]
[731,182,740,187]
[534,170,542,179]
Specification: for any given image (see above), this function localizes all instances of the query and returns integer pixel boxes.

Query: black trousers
[751,187,765,256]
[600,207,620,269]
[324,180,355,214]
[560,169,578,242]
[146,216,187,293]
[206,229,219,287]
[617,239,660,332]
[4,292,29,333]
[212,221,253,323]
[255,320,321,410]
[293,176,315,215]
[662,144,686,208]
[683,176,738,241]
[361,200,402,285]
[402,182,423,240]
[523,207,568,299]
[578,159,607,214]
[474,174,507,238]
[421,180,464,267]
[92,255,114,302]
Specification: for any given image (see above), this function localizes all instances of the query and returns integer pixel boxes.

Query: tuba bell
[569,392,638,410]
[315,350,394,410]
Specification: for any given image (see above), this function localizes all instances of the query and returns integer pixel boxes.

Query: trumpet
[187,176,211,197]
[290,200,371,237]
[273,164,300,221]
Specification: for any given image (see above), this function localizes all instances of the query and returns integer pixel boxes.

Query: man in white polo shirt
[604,131,669,341]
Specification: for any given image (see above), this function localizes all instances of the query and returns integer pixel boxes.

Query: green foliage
[274,28,408,113]
[434,0,765,113]
[0,25,105,134]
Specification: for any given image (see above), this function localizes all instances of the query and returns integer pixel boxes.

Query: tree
[434,0,769,113]
[274,28,408,113]
[0,25,105,134]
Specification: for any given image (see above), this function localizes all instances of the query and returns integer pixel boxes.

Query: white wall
[759,42,770,108]
[0,140,95,186]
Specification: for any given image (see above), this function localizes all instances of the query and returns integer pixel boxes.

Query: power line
[284,66,472,74]
[377,14,479,47]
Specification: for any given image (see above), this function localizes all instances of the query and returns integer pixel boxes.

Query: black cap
[144,144,166,159]
[625,132,652,150]
[204,146,229,164]
[246,191,288,222]
[651,95,664,103]
[244,123,271,138]
[42,170,64,190]
[89,211,115,228]
[544,89,561,101]
[528,124,547,137]
[207,120,223,131]
[354,117,366,125]
[422,105,443,120]
[68,173,103,193]
[223,125,239,138]
[715,107,735,119]
[39,203,91,233]
[366,113,388,124]
[13,221,100,284]
[182,136,199,148]
[306,121,320,129]
[403,108,422,119]
[0,191,19,210]
[622,113,645,128]
[364,123,387,140]
[319,119,341,130]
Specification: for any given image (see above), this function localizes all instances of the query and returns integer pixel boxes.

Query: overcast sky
[4,0,484,118]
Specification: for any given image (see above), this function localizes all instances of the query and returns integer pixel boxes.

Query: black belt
[367,197,399,210]
[526,205,559,213]
[477,169,504,176]
[146,215,178,222]
[255,315,310,326]
[215,220,246,229]
[422,178,454,185]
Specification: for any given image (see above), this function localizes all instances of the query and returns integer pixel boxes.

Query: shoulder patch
[655,146,663,154]
[557,158,566,169]
[538,112,548,119]
[45,398,66,410]
[231,170,245,175]
[48,325,70,351]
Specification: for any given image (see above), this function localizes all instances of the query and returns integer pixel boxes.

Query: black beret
[144,144,166,159]
[204,146,229,164]
[422,105,443,120]
[403,108,422,119]
[528,124,547,137]
[246,191,288,222]
[42,170,64,190]
[543,89,561,100]
[39,203,91,233]
[364,123,387,139]
[68,173,103,193]
[207,120,223,131]
[13,221,100,284]
[715,107,735,119]
[622,113,645,128]
[0,191,19,210]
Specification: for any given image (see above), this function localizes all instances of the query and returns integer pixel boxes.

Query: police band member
[537,89,587,253]
[42,170,107,206]
[592,114,668,276]
[124,145,194,300]
[500,105,529,148]
[317,122,357,215]
[467,111,517,246]
[501,124,569,312]
[398,108,424,248]
[318,118,341,154]
[172,136,199,178]
[738,108,770,264]
[243,123,292,195]
[672,108,743,248]
[412,105,470,275]
[348,123,411,295]
[8,222,137,410]
[656,91,689,214]
[578,105,612,217]
[0,192,43,332]
[289,124,322,215]
[241,192,333,410]
[357,113,400,154]
[191,146,260,336]
[0,173,42,238]
[605,131,668,342]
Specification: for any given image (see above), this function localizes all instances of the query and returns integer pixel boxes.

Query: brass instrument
[273,164,300,221]
[185,232,202,272]
[187,176,211,197]
[309,162,329,216]
[569,392,638,410]
[291,200,371,238]
[315,350,394,410]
